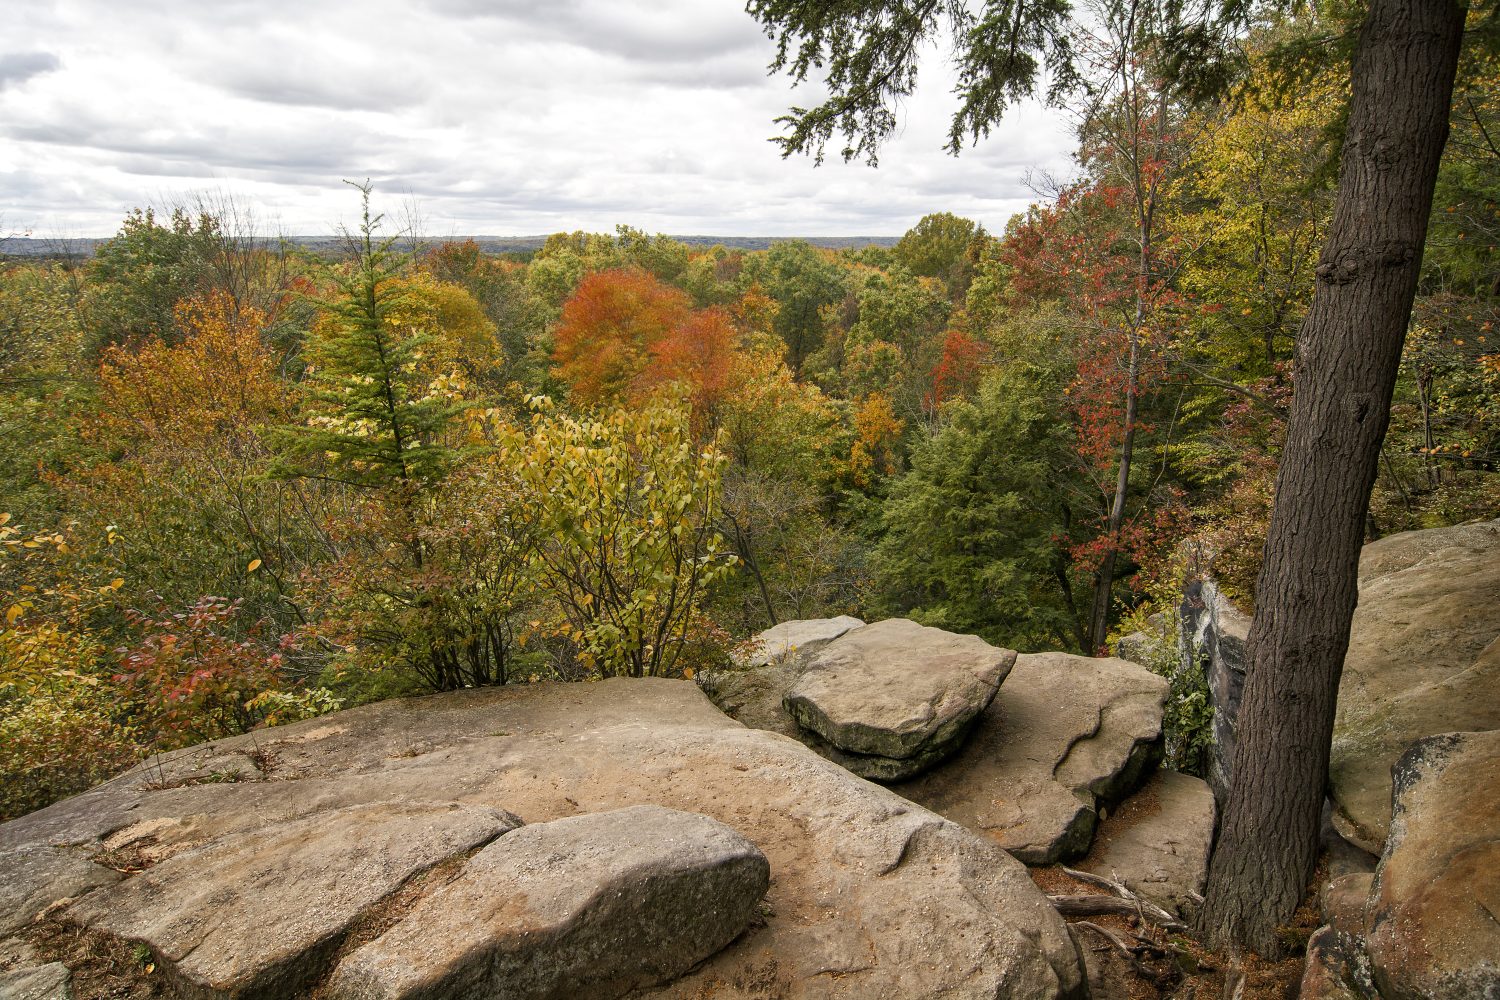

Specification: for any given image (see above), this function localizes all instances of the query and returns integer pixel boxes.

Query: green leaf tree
[876,364,1088,650]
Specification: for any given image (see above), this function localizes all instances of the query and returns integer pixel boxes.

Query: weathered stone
[0,847,118,937]
[66,801,519,999]
[0,961,72,1000]
[1114,611,1171,669]
[898,652,1168,863]
[735,616,864,668]
[1076,769,1216,920]
[1321,800,1380,884]
[1299,926,1379,1000]
[1367,730,1500,1000]
[784,619,1016,779]
[328,806,768,1000]
[3,680,1085,999]
[1331,518,1500,854]
[699,618,870,744]
[1320,872,1374,936]
[696,663,807,742]
[1177,579,1249,799]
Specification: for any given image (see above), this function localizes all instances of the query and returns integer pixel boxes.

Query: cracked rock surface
[68,800,519,998]
[327,805,769,1000]
[895,652,1168,864]
[0,678,1084,1000]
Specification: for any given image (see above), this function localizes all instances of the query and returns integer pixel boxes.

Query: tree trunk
[1198,0,1466,954]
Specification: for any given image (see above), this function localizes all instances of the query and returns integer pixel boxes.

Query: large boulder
[67,800,521,998]
[1330,518,1500,853]
[736,616,864,668]
[1366,730,1500,1000]
[1075,769,1216,920]
[897,653,1168,863]
[326,806,769,1000]
[1,678,1084,999]
[783,619,1016,781]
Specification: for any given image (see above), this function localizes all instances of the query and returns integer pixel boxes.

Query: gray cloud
[0,0,1076,237]
[0,51,60,90]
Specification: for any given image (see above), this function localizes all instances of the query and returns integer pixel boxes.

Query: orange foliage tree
[93,290,283,448]
[552,268,692,404]
[552,268,743,428]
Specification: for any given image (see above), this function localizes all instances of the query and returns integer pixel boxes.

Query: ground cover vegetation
[2,11,1495,925]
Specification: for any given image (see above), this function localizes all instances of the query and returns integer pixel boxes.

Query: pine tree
[278,183,464,497]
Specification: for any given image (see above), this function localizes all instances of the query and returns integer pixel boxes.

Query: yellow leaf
[247,559,263,573]
[5,604,21,625]
[110,578,125,590]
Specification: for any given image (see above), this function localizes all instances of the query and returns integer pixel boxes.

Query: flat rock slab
[1331,518,1500,854]
[2,679,1085,999]
[736,616,864,668]
[1367,730,1500,1000]
[328,806,768,1000]
[897,652,1168,864]
[0,961,72,1000]
[0,846,119,937]
[784,619,1016,779]
[67,800,519,999]
[1076,769,1216,920]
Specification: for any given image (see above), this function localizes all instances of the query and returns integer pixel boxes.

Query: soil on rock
[1076,769,1216,921]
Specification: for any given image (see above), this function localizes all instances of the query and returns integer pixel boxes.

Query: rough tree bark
[1198,0,1467,953]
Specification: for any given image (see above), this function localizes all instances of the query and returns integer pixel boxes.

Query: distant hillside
[1,234,900,259]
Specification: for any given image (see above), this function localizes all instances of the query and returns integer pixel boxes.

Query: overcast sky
[2,0,1078,239]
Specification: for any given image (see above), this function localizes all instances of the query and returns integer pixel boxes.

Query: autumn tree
[82,207,217,351]
[711,340,856,629]
[894,211,985,300]
[277,186,467,498]
[552,267,742,428]
[510,397,736,678]
[0,262,91,520]
[0,519,138,820]
[552,267,693,405]
[424,239,546,386]
[57,289,318,632]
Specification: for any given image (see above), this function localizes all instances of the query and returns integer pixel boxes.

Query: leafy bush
[114,597,291,747]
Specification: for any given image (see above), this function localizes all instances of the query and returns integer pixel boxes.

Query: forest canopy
[2,15,1496,825]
